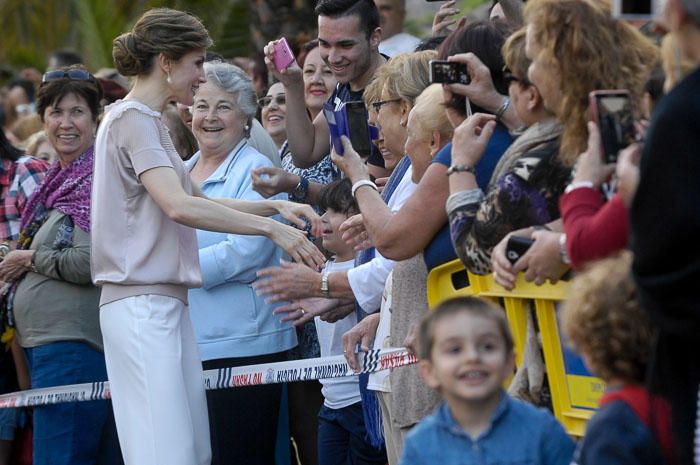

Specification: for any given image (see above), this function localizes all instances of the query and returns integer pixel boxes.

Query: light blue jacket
[186,140,297,360]
[400,393,575,465]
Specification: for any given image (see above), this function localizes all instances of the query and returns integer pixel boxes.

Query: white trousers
[100,294,211,465]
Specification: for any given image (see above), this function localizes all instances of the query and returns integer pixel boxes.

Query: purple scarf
[20,146,93,235]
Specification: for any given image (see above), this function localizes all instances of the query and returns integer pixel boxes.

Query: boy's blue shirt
[400,391,575,465]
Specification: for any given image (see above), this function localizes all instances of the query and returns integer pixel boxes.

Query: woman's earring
[166,72,172,85]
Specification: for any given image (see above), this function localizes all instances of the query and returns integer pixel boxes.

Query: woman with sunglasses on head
[92,8,325,465]
[0,65,121,465]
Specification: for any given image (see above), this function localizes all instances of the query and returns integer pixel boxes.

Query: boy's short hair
[562,252,652,384]
[317,178,359,216]
[418,297,514,361]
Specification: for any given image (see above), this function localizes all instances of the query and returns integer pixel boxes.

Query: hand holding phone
[505,236,534,265]
[430,60,470,85]
[589,90,636,164]
[273,38,295,72]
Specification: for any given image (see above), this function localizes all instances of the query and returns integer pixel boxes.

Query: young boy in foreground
[400,296,574,465]
[563,252,674,465]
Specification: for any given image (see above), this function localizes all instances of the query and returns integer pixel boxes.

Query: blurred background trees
[0,0,487,73]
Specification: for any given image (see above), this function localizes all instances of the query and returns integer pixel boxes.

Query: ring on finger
[300,308,306,315]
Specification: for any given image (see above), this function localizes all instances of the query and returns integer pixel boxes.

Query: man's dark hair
[49,49,84,68]
[315,0,380,39]
[8,78,35,103]
[318,178,358,216]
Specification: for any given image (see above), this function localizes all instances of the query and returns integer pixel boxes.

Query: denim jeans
[317,402,387,465]
[25,341,119,465]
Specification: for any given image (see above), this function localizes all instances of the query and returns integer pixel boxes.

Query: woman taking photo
[186,61,295,465]
[0,66,119,465]
[93,8,324,465]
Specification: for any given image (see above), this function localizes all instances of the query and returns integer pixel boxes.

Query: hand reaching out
[339,214,373,251]
[342,313,381,372]
[251,167,299,198]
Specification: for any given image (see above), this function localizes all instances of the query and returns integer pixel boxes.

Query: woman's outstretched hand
[268,224,326,269]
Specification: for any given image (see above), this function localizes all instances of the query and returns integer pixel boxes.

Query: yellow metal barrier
[427,259,604,437]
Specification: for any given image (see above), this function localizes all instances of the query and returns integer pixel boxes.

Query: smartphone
[505,236,534,265]
[429,60,470,85]
[323,101,372,157]
[273,37,295,72]
[589,90,636,164]
[344,101,372,158]
[612,0,661,20]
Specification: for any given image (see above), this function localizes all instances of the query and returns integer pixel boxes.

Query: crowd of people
[0,0,698,464]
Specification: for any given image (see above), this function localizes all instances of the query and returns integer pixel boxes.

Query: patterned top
[280,140,339,201]
[448,122,569,275]
[0,156,48,241]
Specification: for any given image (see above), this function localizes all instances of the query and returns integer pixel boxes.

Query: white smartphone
[612,0,662,20]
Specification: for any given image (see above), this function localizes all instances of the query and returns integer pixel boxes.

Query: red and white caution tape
[0,347,416,408]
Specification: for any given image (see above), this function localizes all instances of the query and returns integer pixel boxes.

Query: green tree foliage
[0,0,253,72]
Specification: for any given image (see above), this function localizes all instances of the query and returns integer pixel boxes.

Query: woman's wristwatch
[290,176,309,202]
[559,234,570,265]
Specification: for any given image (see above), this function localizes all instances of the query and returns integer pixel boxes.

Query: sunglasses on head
[257,95,286,108]
[41,69,95,86]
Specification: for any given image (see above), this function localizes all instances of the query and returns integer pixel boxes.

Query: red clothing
[600,386,675,465]
[559,188,628,270]
[0,156,48,241]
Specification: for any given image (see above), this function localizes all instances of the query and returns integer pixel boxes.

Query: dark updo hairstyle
[437,19,511,117]
[36,65,103,123]
[112,8,213,77]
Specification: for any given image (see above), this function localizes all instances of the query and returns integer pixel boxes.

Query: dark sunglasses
[41,69,95,86]
[258,95,286,108]
[371,98,401,113]
[502,66,530,86]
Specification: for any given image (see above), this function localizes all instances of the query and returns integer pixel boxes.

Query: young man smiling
[265,0,387,168]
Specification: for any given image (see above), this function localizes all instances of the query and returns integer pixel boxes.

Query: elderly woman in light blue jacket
[186,61,296,465]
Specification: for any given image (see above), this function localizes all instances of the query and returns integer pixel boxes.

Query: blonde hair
[11,114,43,143]
[382,50,437,104]
[363,66,389,108]
[524,0,658,166]
[411,84,453,147]
[502,27,530,85]
[562,252,652,384]
[660,33,695,92]
[21,130,49,156]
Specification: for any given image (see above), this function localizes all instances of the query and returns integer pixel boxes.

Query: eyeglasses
[371,98,401,113]
[502,66,529,86]
[41,69,95,86]
[258,95,286,108]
